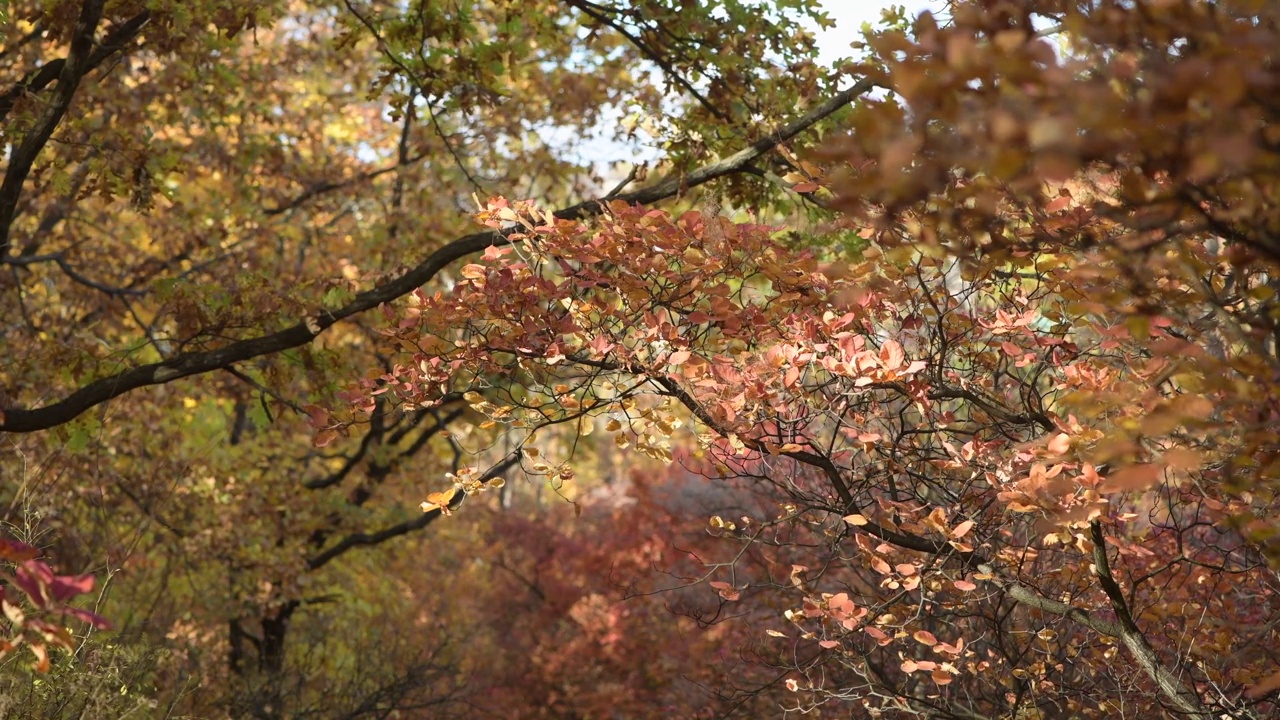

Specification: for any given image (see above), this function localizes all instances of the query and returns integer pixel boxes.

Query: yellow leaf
[420,487,457,515]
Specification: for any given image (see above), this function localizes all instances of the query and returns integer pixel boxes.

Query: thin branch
[564,0,730,124]
[305,454,519,570]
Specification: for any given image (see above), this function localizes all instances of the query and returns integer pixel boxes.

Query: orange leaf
[1046,433,1070,455]
[1246,669,1280,698]
[1163,447,1202,471]
[1100,464,1161,492]
[879,340,905,371]
[420,487,458,516]
[913,630,937,646]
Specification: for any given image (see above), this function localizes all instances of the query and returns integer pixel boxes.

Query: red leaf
[62,606,110,629]
[1045,195,1072,213]
[913,630,937,646]
[0,538,39,562]
[864,626,889,642]
[12,562,55,608]
[303,404,329,428]
[47,573,94,603]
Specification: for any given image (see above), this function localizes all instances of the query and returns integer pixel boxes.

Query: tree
[6,0,1280,717]
[0,0,858,715]
[326,1,1280,715]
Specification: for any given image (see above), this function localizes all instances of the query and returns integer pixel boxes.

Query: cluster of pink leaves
[1,537,108,671]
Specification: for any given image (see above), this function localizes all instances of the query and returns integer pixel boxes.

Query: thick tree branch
[0,79,874,433]
[0,0,108,251]
[0,11,150,124]
[1088,520,1210,718]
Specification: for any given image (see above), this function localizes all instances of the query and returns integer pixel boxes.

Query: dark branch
[0,80,875,433]
[0,0,108,252]
[306,454,518,570]
[0,11,150,124]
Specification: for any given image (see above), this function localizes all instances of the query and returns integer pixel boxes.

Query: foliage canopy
[1,0,1279,718]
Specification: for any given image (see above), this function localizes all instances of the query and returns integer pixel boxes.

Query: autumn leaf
[913,630,937,646]
[1246,669,1280,699]
[879,340,905,371]
[420,487,458,516]
[1046,433,1071,455]
[1100,464,1162,493]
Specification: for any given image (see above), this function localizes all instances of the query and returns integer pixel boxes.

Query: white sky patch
[815,0,941,67]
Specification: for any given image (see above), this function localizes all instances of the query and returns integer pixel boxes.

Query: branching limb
[0,80,874,433]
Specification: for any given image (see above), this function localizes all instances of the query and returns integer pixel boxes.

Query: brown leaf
[1100,464,1161,493]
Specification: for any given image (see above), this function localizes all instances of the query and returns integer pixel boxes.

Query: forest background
[1,0,1279,718]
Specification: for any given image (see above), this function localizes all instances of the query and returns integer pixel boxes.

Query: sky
[533,1,941,172]
[815,0,937,66]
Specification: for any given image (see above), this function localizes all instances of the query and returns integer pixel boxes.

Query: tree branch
[305,454,518,570]
[1088,520,1210,718]
[0,0,108,252]
[0,11,150,124]
[0,79,875,433]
